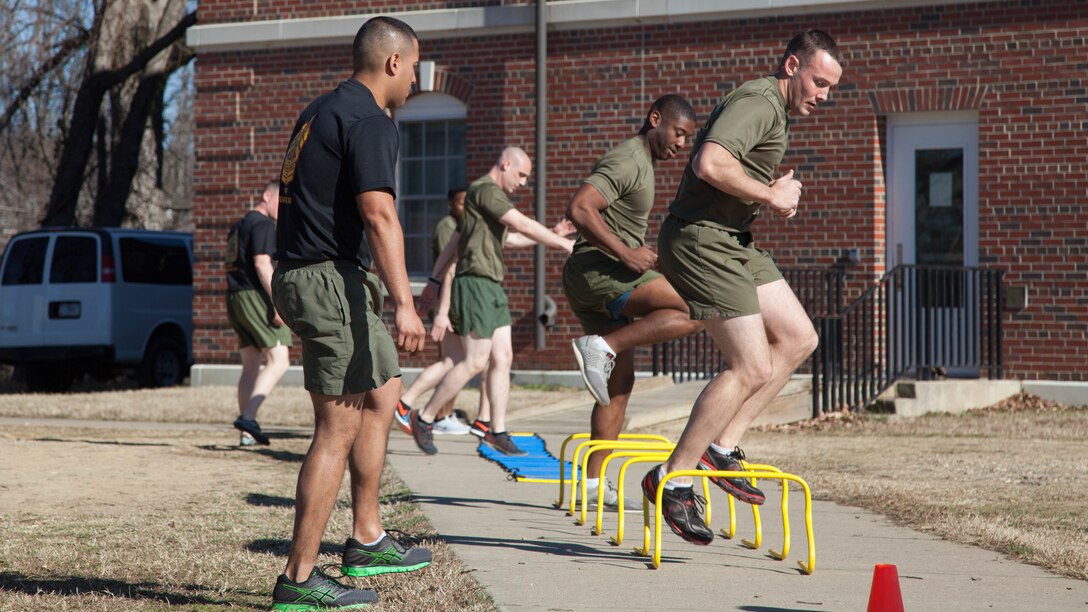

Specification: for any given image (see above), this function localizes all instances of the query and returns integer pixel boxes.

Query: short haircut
[263,180,279,193]
[352,16,418,73]
[640,94,696,134]
[780,29,844,69]
[447,186,467,200]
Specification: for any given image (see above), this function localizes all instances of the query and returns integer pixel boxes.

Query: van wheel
[138,337,187,388]
[23,365,76,393]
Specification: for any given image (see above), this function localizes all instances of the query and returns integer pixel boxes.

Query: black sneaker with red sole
[698,446,766,505]
[641,465,714,545]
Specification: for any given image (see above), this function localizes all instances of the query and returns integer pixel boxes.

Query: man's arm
[498,208,574,253]
[252,254,284,326]
[417,230,460,314]
[693,141,802,218]
[356,189,426,353]
[566,183,656,273]
[430,262,456,343]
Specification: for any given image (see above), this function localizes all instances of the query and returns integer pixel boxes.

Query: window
[1,237,49,285]
[396,93,467,275]
[119,237,192,285]
[50,236,98,283]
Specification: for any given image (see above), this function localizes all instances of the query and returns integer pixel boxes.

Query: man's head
[639,94,697,162]
[351,16,419,109]
[258,180,280,220]
[492,147,532,195]
[447,186,467,219]
[776,30,844,116]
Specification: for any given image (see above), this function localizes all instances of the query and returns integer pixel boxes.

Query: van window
[119,237,192,285]
[1,237,49,285]
[50,236,99,283]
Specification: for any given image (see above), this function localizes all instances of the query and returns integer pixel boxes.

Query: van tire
[137,337,187,388]
[23,365,76,393]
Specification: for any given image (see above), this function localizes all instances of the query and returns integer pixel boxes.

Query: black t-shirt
[225,210,276,294]
[275,79,398,269]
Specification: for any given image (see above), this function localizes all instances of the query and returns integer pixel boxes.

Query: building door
[887,113,980,377]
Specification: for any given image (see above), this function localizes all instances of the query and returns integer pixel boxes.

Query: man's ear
[648,110,662,129]
[387,53,400,76]
[783,53,800,77]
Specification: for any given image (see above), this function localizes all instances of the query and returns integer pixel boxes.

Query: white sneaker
[239,431,257,446]
[432,414,471,436]
[572,335,615,406]
[585,479,632,510]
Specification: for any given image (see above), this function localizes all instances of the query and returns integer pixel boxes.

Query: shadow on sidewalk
[411,493,553,511]
[438,533,650,563]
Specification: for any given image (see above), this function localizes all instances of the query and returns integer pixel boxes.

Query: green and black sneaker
[271,566,377,610]
[341,532,433,577]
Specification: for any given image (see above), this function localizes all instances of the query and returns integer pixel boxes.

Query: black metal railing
[812,265,1004,414]
[651,266,846,382]
[651,264,1004,416]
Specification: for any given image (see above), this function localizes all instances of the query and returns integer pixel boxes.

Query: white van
[0,228,193,391]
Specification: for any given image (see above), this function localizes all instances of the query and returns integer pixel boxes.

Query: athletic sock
[592,335,616,354]
[659,465,692,490]
[708,442,732,456]
[419,414,434,425]
[584,477,600,489]
[360,531,387,547]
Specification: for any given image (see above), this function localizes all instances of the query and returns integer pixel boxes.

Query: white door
[887,113,980,377]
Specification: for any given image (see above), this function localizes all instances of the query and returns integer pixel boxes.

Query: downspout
[534,0,547,350]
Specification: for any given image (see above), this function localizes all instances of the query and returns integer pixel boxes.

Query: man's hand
[272,313,285,327]
[620,245,658,274]
[559,236,575,255]
[417,282,438,316]
[394,306,426,353]
[767,169,802,218]
[552,218,577,237]
[431,312,452,343]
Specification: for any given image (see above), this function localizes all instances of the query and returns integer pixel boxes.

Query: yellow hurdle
[645,468,815,574]
[552,433,671,509]
[573,441,676,522]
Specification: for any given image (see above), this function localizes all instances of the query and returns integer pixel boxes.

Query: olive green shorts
[450,275,512,339]
[271,260,400,395]
[658,215,783,320]
[562,249,661,334]
[226,289,293,349]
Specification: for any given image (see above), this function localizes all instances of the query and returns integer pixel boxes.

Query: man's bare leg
[419,332,491,422]
[602,276,704,352]
[348,377,402,543]
[237,347,262,417]
[283,391,367,582]
[483,326,512,432]
[713,280,818,449]
[240,343,290,421]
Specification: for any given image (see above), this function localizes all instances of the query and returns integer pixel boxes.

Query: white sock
[584,477,600,489]
[360,532,387,547]
[659,465,692,490]
[592,335,615,355]
[709,442,732,456]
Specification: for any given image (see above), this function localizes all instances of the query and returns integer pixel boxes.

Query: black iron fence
[651,265,1005,415]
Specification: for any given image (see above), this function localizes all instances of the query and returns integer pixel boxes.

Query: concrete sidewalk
[385,381,1088,612]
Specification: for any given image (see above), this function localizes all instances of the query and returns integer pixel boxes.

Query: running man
[268,17,432,610]
[410,147,574,456]
[225,179,292,446]
[564,95,703,507]
[642,30,843,545]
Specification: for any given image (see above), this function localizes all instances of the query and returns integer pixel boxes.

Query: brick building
[187,0,1087,384]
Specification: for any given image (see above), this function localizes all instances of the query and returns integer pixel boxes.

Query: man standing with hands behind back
[269,16,432,610]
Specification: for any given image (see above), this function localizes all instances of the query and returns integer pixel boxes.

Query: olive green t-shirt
[457,175,514,282]
[669,76,789,232]
[573,136,656,258]
[431,214,458,263]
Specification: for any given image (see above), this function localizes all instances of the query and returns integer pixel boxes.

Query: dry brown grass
[644,392,1088,581]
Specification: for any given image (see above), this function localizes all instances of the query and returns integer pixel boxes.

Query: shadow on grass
[245,493,293,508]
[197,444,306,463]
[247,539,342,557]
[0,571,234,605]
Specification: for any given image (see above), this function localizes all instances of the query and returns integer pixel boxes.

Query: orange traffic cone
[866,563,905,612]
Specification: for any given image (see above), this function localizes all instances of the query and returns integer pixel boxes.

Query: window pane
[120,238,192,285]
[50,236,98,283]
[425,122,445,157]
[914,148,964,267]
[448,122,465,156]
[403,160,424,195]
[447,157,466,188]
[425,159,446,195]
[1,237,49,285]
[402,123,423,159]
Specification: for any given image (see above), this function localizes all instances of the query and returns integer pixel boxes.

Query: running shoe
[233,417,270,446]
[341,533,433,577]
[240,431,258,447]
[698,446,766,505]
[271,566,376,610]
[586,479,632,510]
[432,414,471,436]
[409,409,437,455]
[468,419,490,439]
[482,430,527,456]
[571,335,615,406]
[641,465,713,545]
[393,399,412,434]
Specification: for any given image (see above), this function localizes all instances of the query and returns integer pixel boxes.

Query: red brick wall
[193,0,1088,380]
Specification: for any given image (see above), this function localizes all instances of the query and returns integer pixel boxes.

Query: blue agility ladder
[476,433,573,484]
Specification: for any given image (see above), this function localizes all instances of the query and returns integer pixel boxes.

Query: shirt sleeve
[704,93,780,162]
[251,218,277,257]
[583,149,637,207]
[478,183,515,220]
[345,116,399,197]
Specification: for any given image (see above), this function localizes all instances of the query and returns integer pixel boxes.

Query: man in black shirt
[225,180,292,446]
[268,17,431,609]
